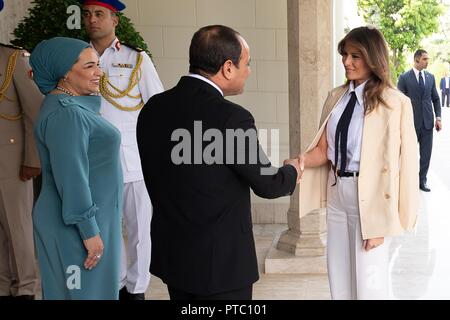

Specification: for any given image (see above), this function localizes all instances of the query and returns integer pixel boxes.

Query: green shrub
[11,0,151,56]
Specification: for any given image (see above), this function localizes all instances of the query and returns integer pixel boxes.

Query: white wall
[0,0,33,44]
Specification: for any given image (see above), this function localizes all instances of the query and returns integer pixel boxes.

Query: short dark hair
[414,49,427,61]
[189,25,242,77]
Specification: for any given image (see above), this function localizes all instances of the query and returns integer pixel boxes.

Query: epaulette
[0,42,24,50]
[0,43,31,56]
[120,42,144,52]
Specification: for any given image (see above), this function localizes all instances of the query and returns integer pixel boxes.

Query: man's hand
[19,166,41,181]
[362,237,384,251]
[284,158,302,183]
[435,119,442,132]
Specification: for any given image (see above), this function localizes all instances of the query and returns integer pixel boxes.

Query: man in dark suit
[440,72,450,108]
[398,49,441,192]
[137,25,300,300]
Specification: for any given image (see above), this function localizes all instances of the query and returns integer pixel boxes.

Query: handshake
[284,154,305,183]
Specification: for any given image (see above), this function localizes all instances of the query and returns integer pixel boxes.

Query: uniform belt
[332,165,359,177]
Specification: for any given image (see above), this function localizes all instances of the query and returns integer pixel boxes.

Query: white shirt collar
[348,80,367,107]
[110,38,120,51]
[90,37,120,57]
[413,67,424,78]
[187,73,224,96]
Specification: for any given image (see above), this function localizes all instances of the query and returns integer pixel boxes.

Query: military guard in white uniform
[80,0,164,300]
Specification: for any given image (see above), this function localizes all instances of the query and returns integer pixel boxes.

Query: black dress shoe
[119,287,129,300]
[119,287,145,300]
[14,295,35,300]
[127,292,145,300]
[420,184,431,192]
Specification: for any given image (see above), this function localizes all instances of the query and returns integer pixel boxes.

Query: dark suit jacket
[137,76,297,295]
[397,69,441,131]
[440,77,450,93]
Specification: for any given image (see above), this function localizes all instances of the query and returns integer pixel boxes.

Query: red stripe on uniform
[83,1,118,12]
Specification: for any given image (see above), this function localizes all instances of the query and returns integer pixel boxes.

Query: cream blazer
[299,85,419,239]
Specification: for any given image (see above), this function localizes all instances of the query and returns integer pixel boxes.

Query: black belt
[332,165,359,177]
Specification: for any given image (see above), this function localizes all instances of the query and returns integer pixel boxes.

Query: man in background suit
[398,49,441,192]
[137,25,300,300]
[440,72,450,108]
[0,38,42,298]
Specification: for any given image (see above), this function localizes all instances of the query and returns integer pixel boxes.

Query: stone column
[0,0,33,44]
[265,0,333,273]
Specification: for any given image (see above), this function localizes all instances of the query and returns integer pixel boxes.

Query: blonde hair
[338,26,393,114]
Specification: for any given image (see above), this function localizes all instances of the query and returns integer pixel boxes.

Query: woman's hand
[285,153,308,183]
[362,237,384,251]
[83,234,104,270]
[298,153,305,174]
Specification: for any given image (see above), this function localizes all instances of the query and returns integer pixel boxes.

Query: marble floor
[146,223,331,300]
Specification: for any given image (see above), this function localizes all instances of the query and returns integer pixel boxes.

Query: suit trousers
[442,90,450,107]
[120,180,152,294]
[168,285,253,300]
[0,178,37,296]
[326,171,391,300]
[416,127,433,186]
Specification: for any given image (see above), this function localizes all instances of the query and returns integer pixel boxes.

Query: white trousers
[326,171,391,300]
[120,180,152,294]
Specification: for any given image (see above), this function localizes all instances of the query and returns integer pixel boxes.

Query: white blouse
[326,80,366,172]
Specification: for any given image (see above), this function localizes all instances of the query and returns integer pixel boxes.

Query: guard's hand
[83,235,104,270]
[284,158,302,183]
[19,166,41,181]
[362,237,384,251]
[435,119,442,132]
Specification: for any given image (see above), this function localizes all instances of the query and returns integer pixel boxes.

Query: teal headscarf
[30,37,91,95]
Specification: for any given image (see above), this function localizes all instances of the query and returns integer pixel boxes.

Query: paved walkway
[389,105,450,299]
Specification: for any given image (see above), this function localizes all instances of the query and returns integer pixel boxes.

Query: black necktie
[419,71,425,95]
[334,91,357,173]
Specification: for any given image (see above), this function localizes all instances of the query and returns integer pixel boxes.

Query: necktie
[419,71,425,95]
[334,91,357,173]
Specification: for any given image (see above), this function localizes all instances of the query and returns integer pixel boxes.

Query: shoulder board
[0,42,24,50]
[120,42,144,52]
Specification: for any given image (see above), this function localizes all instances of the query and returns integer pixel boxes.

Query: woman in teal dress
[30,37,123,299]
